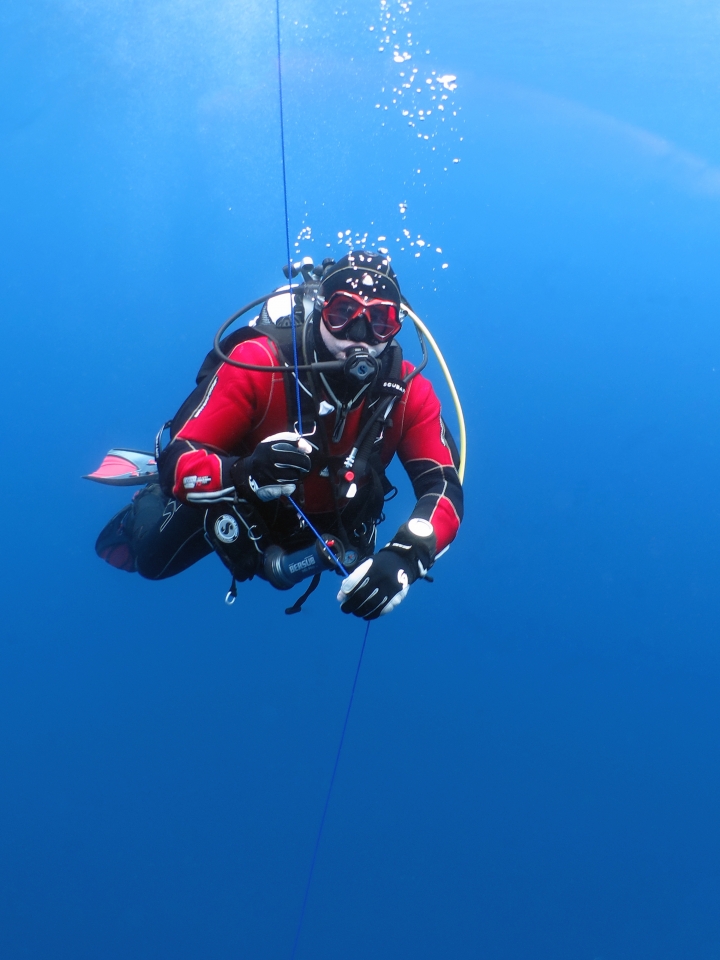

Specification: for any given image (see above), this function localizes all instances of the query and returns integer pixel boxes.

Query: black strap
[345,343,405,487]
[284,572,322,615]
[169,326,272,439]
[256,322,317,435]
[195,325,270,385]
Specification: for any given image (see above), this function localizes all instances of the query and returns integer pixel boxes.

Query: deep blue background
[2,1,720,957]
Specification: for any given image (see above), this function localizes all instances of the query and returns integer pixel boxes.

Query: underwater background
[3,0,720,957]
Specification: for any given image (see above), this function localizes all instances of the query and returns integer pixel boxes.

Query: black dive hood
[319,250,401,304]
[211,254,428,385]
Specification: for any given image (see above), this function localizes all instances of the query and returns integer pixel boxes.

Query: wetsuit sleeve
[157,337,282,504]
[396,372,464,554]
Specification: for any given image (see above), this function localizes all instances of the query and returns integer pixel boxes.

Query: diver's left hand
[338,519,437,621]
[337,550,411,620]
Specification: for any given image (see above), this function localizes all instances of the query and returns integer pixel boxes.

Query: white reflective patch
[408,517,434,538]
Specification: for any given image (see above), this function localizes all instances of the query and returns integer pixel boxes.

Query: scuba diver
[89,251,464,619]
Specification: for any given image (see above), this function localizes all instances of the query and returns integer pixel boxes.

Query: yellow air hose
[403,306,467,484]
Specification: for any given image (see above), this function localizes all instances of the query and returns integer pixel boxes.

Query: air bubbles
[437,74,457,91]
[309,0,459,277]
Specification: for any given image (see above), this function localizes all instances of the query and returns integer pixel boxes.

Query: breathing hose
[404,306,467,483]
[212,290,466,482]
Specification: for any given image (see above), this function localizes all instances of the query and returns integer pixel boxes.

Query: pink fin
[98,542,136,572]
[84,449,158,486]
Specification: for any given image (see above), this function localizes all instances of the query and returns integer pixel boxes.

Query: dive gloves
[232,432,312,502]
[338,518,437,620]
[230,434,440,620]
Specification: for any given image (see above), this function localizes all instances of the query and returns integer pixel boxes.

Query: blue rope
[287,496,350,578]
[289,620,371,960]
[274,11,370,958]
[274,0,304,435]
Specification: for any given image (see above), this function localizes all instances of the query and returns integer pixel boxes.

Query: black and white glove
[337,518,437,620]
[232,432,312,502]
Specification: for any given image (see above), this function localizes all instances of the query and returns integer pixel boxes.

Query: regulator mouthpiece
[343,349,378,383]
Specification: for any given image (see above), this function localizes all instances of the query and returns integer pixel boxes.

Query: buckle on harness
[293,421,317,439]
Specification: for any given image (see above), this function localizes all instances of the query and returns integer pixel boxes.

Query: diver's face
[319,316,388,359]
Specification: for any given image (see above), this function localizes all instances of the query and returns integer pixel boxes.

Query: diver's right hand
[232,432,312,502]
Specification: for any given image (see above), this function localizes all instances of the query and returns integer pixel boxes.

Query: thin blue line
[274,0,304,435]
[287,496,350,578]
[274,11,369,960]
[289,621,371,960]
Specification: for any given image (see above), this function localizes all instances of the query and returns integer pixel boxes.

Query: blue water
[3,1,720,957]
